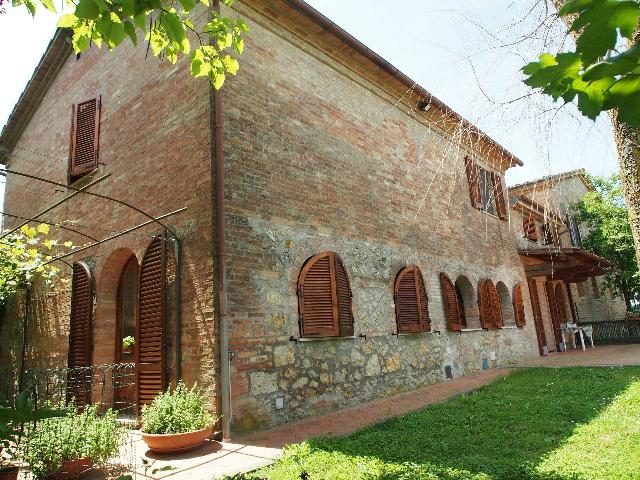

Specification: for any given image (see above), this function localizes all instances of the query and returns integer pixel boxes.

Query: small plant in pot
[0,391,67,480]
[121,336,135,355]
[141,382,216,454]
[23,402,124,479]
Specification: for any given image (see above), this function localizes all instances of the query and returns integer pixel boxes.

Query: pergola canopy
[518,247,611,282]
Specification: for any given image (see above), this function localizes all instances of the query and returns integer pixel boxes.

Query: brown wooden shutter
[488,281,503,328]
[478,279,493,329]
[417,271,431,332]
[544,281,563,347]
[464,157,482,208]
[491,173,507,219]
[335,255,354,336]
[136,237,166,412]
[67,262,93,407]
[395,266,430,333]
[527,278,547,355]
[298,252,339,337]
[70,97,100,178]
[513,283,526,327]
[440,272,461,331]
[523,217,538,241]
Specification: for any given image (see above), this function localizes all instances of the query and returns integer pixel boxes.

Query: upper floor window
[523,217,538,241]
[297,252,354,338]
[567,215,582,247]
[394,266,431,334]
[69,96,101,181]
[464,157,506,219]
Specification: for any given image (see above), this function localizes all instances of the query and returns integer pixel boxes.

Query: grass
[232,367,640,480]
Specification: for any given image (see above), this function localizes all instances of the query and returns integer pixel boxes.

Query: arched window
[513,283,526,327]
[478,279,502,329]
[297,252,354,338]
[439,273,462,331]
[496,281,514,326]
[116,256,138,363]
[394,266,430,333]
[455,276,481,329]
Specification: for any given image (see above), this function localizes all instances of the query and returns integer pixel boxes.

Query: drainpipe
[210,0,231,442]
[18,288,30,392]
[173,237,182,382]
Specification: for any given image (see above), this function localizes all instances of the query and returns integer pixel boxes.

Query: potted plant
[0,392,67,480]
[141,382,216,454]
[23,403,124,479]
[121,336,135,355]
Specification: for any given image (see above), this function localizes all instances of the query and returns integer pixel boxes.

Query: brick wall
[0,7,219,411]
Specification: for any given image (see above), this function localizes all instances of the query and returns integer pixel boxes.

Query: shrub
[141,382,216,435]
[23,403,124,479]
[122,336,135,351]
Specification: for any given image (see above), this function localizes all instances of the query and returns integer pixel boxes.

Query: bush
[141,382,216,435]
[23,403,124,479]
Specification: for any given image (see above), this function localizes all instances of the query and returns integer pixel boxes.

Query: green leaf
[57,13,78,27]
[571,1,640,64]
[559,0,596,16]
[583,43,640,81]
[108,21,126,48]
[134,13,147,31]
[222,54,239,75]
[121,0,134,17]
[39,0,56,13]
[124,21,137,45]
[161,12,186,43]
[178,0,196,12]
[573,77,615,119]
[74,0,100,19]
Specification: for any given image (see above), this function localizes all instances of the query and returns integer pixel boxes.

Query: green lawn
[234,367,640,480]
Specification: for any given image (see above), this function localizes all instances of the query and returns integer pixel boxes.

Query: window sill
[499,325,518,330]
[394,330,441,336]
[460,328,483,332]
[293,335,357,343]
[479,209,500,220]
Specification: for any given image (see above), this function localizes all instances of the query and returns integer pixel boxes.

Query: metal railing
[0,363,136,417]
[577,321,640,345]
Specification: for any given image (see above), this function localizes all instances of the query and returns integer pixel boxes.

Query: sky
[0,0,621,190]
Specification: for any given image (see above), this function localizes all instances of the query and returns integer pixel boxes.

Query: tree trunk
[550,0,640,267]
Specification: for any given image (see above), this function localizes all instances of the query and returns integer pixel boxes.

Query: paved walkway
[514,344,640,367]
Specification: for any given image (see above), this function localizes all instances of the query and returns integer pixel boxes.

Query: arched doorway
[496,282,515,326]
[116,256,138,364]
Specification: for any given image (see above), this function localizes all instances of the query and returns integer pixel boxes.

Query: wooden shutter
[440,273,461,331]
[67,262,93,407]
[478,279,493,329]
[464,157,482,208]
[297,252,355,337]
[488,282,503,328]
[136,237,166,412]
[527,278,547,355]
[544,281,563,347]
[513,283,526,327]
[523,217,538,241]
[395,266,430,333]
[491,172,507,219]
[335,255,354,336]
[70,97,100,178]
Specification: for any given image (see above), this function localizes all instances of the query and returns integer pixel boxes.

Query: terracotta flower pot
[141,427,213,454]
[0,467,18,480]
[46,458,93,480]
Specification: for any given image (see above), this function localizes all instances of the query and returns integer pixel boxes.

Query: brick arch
[496,281,515,326]
[455,275,480,329]
[94,248,139,366]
